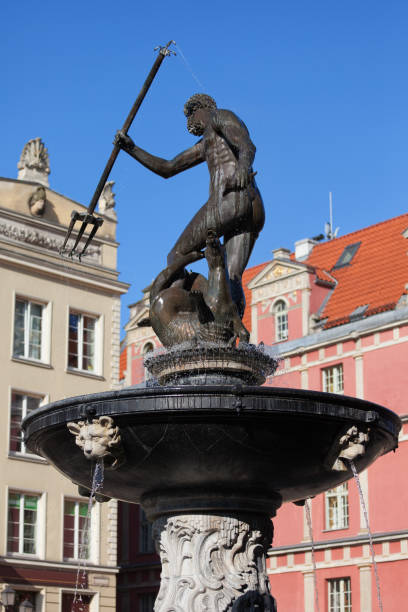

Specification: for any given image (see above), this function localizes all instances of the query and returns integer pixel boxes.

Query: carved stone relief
[98,180,117,219]
[28,186,46,216]
[152,512,277,611]
[252,272,309,305]
[67,416,125,469]
[326,425,370,472]
[0,217,101,262]
[17,137,50,187]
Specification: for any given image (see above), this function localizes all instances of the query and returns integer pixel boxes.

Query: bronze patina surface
[115,93,265,346]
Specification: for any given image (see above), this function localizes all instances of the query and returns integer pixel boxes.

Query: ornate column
[151,512,277,611]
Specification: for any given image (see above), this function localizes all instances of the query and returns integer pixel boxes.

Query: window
[63,499,90,561]
[140,593,156,612]
[143,342,154,382]
[13,591,38,610]
[322,364,344,394]
[13,298,45,361]
[139,507,155,553]
[10,391,44,454]
[328,578,351,612]
[7,492,39,555]
[68,312,98,373]
[274,300,288,341]
[325,483,349,530]
[333,242,361,269]
[62,592,92,612]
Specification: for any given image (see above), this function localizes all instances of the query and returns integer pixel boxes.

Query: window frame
[9,389,47,458]
[7,490,44,558]
[12,294,51,365]
[273,299,289,342]
[325,483,349,530]
[67,309,102,376]
[333,242,361,269]
[60,590,98,612]
[63,498,91,562]
[62,496,99,564]
[322,363,344,394]
[328,577,352,612]
[143,342,154,382]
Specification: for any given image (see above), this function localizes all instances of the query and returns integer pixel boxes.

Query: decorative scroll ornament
[329,425,370,472]
[67,416,125,469]
[17,138,50,187]
[152,513,277,611]
[98,180,117,219]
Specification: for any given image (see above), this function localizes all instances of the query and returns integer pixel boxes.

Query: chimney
[272,247,291,260]
[295,238,317,261]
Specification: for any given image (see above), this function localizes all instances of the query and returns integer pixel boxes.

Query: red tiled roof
[242,213,408,332]
[119,346,127,380]
[314,267,336,286]
[305,213,408,328]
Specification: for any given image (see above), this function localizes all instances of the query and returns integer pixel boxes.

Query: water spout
[349,460,383,612]
[305,498,320,612]
[72,460,104,610]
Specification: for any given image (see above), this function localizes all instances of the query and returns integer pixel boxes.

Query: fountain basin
[22,385,400,518]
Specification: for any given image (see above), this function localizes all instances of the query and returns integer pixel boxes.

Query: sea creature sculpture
[149,230,250,346]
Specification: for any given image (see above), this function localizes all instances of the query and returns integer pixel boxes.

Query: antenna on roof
[324,191,340,240]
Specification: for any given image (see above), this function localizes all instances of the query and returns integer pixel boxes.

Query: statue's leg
[225,231,256,317]
[167,200,217,268]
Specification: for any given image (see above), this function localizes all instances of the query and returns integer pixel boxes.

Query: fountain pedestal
[151,511,276,611]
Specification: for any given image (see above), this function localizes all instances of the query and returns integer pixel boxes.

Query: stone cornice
[0,555,119,573]
[269,306,408,357]
[0,214,102,262]
[268,528,408,556]
[0,248,129,295]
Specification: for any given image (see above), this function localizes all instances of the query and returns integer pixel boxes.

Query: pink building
[118,212,408,611]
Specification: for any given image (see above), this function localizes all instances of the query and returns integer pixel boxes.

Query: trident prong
[60,39,175,260]
[154,40,177,57]
[59,210,104,258]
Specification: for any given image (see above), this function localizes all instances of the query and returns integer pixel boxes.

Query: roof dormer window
[333,242,361,269]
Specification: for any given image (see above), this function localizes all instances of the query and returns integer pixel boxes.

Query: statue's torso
[203,128,237,197]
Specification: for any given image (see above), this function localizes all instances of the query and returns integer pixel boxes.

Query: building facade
[0,139,129,611]
[119,212,408,611]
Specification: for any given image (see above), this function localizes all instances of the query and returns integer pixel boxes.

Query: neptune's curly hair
[184,93,217,117]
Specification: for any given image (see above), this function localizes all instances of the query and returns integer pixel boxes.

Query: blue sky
[1,1,407,334]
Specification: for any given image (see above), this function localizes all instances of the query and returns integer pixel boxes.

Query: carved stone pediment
[125,302,151,333]
[248,261,307,290]
[248,261,312,305]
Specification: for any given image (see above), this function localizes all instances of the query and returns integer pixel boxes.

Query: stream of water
[305,498,320,612]
[350,460,384,612]
[72,460,105,611]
